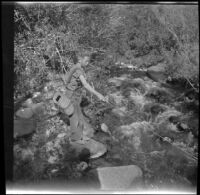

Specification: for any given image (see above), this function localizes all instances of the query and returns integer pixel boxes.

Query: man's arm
[79,75,107,102]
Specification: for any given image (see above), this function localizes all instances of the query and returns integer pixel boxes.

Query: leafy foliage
[14,4,199,98]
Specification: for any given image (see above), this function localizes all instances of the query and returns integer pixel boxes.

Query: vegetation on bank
[14,4,199,98]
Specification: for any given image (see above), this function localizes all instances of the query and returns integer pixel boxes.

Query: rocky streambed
[13,63,198,192]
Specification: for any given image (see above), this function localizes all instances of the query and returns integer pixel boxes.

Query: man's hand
[98,94,109,103]
[104,96,109,103]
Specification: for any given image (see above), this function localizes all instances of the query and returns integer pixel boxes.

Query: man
[53,55,108,159]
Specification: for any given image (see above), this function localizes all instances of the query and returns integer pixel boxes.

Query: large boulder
[15,102,45,119]
[14,119,36,138]
[14,102,46,138]
[97,165,143,190]
[147,63,168,82]
[15,108,34,119]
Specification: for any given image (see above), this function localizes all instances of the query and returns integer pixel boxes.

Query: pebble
[101,123,111,134]
[48,156,57,164]
[33,92,41,98]
[77,161,88,171]
[57,132,67,139]
[163,137,173,143]
[44,86,48,92]
[178,123,188,131]
[51,169,58,173]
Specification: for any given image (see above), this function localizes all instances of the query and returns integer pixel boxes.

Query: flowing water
[13,65,198,192]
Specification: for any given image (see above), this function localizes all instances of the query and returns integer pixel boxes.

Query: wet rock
[33,92,41,98]
[142,102,169,122]
[143,103,168,116]
[126,64,137,70]
[166,77,189,89]
[111,153,122,160]
[48,156,57,164]
[21,148,34,161]
[186,132,195,147]
[155,109,182,124]
[51,169,59,174]
[167,123,180,133]
[101,123,108,132]
[22,98,33,108]
[31,102,46,115]
[97,165,143,190]
[162,137,173,143]
[93,131,112,145]
[154,109,184,136]
[108,76,128,87]
[120,121,154,136]
[120,78,147,95]
[100,123,111,135]
[168,115,180,124]
[147,63,168,82]
[145,86,174,103]
[183,101,199,114]
[186,118,198,138]
[91,158,114,168]
[177,123,189,132]
[14,119,36,138]
[76,161,89,171]
[121,87,132,98]
[185,165,198,186]
[150,150,165,157]
[70,139,107,159]
[78,148,90,163]
[143,76,151,81]
[16,102,46,119]
[132,78,146,89]
[184,89,199,101]
[15,108,34,119]
[57,132,68,139]
[45,132,70,164]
